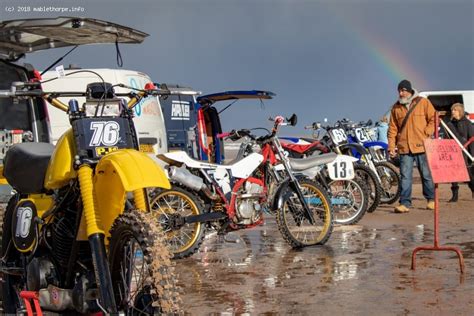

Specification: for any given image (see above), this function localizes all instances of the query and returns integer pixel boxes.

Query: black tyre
[108,209,181,315]
[150,186,206,259]
[375,161,401,205]
[276,179,333,248]
[354,164,382,213]
[0,195,25,314]
[329,176,369,225]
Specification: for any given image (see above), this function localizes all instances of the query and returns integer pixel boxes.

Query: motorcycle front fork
[77,166,150,313]
[77,165,117,313]
[288,178,316,225]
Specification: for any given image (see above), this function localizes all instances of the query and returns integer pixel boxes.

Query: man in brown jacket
[388,80,436,213]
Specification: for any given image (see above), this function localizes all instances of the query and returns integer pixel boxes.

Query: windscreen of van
[427,94,464,113]
[0,62,31,131]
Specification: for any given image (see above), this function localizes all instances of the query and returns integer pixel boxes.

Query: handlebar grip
[0,89,43,98]
[15,90,44,97]
[217,132,231,139]
[0,91,14,98]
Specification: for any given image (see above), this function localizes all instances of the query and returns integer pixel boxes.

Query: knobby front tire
[276,179,333,248]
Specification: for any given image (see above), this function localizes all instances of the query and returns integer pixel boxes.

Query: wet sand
[176,184,474,315]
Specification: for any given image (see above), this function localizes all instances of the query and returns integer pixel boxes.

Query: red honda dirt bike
[151,115,334,258]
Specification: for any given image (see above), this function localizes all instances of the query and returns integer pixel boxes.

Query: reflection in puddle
[263,275,277,289]
[175,219,473,315]
[414,224,425,243]
[332,261,360,282]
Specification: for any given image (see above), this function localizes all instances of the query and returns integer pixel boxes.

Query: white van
[42,68,168,155]
[419,90,474,122]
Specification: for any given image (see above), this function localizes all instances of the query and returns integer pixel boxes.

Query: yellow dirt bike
[0,79,181,314]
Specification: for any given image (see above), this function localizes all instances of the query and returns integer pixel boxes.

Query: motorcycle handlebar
[218,129,255,141]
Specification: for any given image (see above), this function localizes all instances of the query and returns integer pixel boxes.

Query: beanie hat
[397,79,414,93]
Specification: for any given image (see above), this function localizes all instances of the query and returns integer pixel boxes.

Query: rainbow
[328,6,431,90]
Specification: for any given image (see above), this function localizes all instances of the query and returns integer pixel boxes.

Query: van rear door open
[420,90,474,122]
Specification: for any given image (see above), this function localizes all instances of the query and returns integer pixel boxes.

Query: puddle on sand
[175,219,473,315]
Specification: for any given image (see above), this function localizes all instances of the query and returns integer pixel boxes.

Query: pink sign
[424,139,470,184]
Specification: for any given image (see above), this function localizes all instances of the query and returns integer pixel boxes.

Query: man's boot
[448,187,459,203]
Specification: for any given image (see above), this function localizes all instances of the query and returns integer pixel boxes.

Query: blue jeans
[399,153,435,207]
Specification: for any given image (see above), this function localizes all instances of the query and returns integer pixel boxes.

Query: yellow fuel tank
[44,129,77,190]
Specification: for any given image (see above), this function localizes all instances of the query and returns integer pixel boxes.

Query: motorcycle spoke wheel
[375,162,401,205]
[354,164,382,213]
[150,187,206,259]
[329,178,368,225]
[109,210,181,315]
[277,179,333,248]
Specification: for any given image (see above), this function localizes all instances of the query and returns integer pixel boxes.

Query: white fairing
[160,151,264,179]
[230,153,264,178]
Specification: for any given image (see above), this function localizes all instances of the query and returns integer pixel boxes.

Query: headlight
[84,100,122,117]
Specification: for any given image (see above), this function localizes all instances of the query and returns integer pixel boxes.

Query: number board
[424,139,470,184]
[327,156,355,180]
[73,117,137,159]
[330,128,348,145]
[354,128,370,142]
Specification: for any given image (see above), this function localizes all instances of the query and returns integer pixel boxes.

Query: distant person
[442,103,474,202]
[388,79,436,213]
[377,116,389,143]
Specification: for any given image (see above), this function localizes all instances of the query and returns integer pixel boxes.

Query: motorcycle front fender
[272,176,307,211]
[338,143,369,156]
[272,179,291,211]
[96,149,170,191]
[363,141,388,150]
[76,150,171,241]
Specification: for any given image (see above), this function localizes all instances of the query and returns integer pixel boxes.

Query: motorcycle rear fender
[338,143,368,156]
[298,167,321,179]
[76,150,171,241]
[363,141,388,150]
[159,151,223,169]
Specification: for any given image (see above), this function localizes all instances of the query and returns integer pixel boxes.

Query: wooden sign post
[411,114,468,273]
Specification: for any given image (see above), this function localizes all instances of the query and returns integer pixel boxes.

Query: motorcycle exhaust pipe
[168,166,219,200]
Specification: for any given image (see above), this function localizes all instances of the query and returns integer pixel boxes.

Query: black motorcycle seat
[289,152,337,171]
[3,142,55,193]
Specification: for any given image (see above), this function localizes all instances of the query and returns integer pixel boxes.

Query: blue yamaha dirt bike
[338,119,401,205]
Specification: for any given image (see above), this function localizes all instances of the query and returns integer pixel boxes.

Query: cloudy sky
[3,0,473,134]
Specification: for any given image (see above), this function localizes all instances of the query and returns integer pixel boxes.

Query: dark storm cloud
[3,0,473,134]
